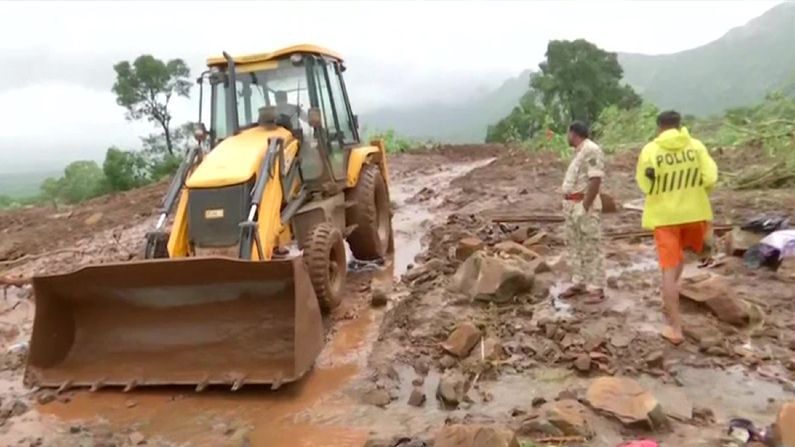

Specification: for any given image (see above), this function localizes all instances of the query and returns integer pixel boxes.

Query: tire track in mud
[0,152,497,447]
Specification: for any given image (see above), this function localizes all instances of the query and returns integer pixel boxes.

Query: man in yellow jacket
[636,111,718,345]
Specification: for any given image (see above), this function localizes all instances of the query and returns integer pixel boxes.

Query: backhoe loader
[25,45,393,391]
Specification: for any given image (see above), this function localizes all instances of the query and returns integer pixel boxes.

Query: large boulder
[450,252,534,303]
[434,424,519,447]
[456,237,485,261]
[585,377,665,428]
[441,323,482,358]
[680,274,750,325]
[522,399,595,438]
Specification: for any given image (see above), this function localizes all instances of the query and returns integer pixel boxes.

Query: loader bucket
[25,257,324,391]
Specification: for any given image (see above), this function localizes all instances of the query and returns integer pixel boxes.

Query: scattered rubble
[585,377,666,428]
[434,424,519,447]
[436,370,468,407]
[441,323,482,358]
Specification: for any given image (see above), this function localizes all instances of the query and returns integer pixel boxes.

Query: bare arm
[583,177,602,211]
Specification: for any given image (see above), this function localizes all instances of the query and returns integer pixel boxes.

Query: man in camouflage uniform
[559,121,606,302]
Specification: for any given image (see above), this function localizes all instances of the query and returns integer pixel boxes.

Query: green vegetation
[618,3,795,116]
[487,39,640,145]
[364,128,423,153]
[113,55,192,154]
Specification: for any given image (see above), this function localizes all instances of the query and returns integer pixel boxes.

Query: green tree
[103,147,149,191]
[486,89,547,143]
[531,39,640,131]
[40,177,63,207]
[112,55,191,155]
[59,161,107,203]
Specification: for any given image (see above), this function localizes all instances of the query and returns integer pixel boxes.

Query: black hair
[657,111,681,129]
[568,121,589,139]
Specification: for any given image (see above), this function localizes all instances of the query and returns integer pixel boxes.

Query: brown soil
[1,144,793,446]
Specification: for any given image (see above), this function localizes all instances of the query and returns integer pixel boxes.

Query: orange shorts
[653,221,708,269]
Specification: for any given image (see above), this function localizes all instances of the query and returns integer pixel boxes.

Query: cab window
[325,63,356,144]
[313,63,345,180]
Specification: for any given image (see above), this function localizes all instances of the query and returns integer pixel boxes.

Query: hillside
[619,2,795,116]
[361,70,532,143]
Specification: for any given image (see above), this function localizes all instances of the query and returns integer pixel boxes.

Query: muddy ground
[1,144,793,446]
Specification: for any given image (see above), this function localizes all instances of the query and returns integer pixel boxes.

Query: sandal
[559,285,585,299]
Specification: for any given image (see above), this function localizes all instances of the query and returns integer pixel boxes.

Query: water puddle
[37,157,494,446]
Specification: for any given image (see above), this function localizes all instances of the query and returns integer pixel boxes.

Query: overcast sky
[0,0,784,173]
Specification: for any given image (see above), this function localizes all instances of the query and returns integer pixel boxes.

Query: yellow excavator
[25,45,393,391]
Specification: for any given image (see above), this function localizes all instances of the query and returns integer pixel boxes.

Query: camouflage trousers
[563,200,606,290]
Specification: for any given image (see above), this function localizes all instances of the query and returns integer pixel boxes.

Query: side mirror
[308,107,323,129]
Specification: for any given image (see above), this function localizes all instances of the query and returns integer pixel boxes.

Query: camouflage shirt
[561,139,605,195]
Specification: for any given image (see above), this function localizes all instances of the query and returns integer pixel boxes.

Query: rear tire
[304,223,346,313]
[346,164,391,260]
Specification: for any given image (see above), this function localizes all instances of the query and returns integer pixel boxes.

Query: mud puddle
[32,156,494,447]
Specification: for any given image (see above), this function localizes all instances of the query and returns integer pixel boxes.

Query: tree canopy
[112,55,191,154]
[487,39,640,143]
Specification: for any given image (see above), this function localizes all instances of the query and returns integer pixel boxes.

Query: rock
[574,354,591,372]
[449,252,534,303]
[84,212,103,225]
[363,389,392,408]
[654,386,693,421]
[437,371,467,407]
[36,390,57,405]
[125,399,138,408]
[69,425,82,434]
[439,355,457,369]
[527,258,551,274]
[404,259,444,283]
[129,432,146,445]
[441,323,482,358]
[408,388,426,407]
[371,283,389,307]
[645,351,664,369]
[532,397,547,408]
[680,274,750,325]
[434,424,519,447]
[456,237,485,261]
[726,227,763,255]
[698,336,722,351]
[494,241,538,262]
[775,401,795,447]
[523,230,548,247]
[606,276,619,289]
[414,357,430,375]
[2,399,29,417]
[610,330,635,348]
[585,377,664,427]
[483,338,505,361]
[539,399,595,438]
[599,193,618,213]
[510,227,532,244]
[692,406,716,424]
[412,376,425,387]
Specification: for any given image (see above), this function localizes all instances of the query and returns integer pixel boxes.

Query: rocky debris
[84,211,104,225]
[371,283,390,307]
[521,399,594,438]
[645,351,664,369]
[494,241,538,262]
[775,401,795,447]
[482,338,506,361]
[456,237,485,261]
[610,330,635,348]
[408,388,426,407]
[441,322,482,358]
[585,377,666,428]
[437,370,467,407]
[523,230,548,248]
[1,398,29,419]
[692,406,716,425]
[434,424,519,447]
[129,431,146,445]
[449,252,534,303]
[363,389,393,408]
[35,390,57,405]
[526,258,551,274]
[574,354,592,373]
[439,355,458,370]
[403,259,444,284]
[414,358,431,375]
[607,276,619,289]
[680,274,750,325]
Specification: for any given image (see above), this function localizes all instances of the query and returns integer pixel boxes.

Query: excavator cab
[26,45,392,392]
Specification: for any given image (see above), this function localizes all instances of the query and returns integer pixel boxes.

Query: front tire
[303,223,347,312]
[346,164,391,260]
